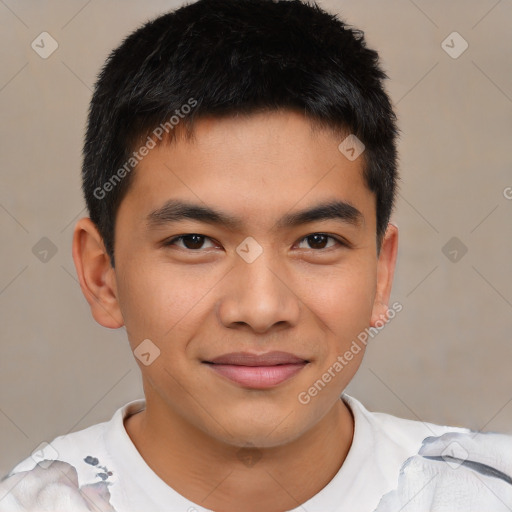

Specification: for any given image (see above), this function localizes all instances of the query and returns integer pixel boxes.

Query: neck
[124,397,354,512]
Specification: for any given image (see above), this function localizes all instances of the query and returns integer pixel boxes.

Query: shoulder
[0,460,116,512]
[0,399,144,512]
[344,395,512,511]
[374,430,512,511]
[5,416,111,477]
[343,393,470,457]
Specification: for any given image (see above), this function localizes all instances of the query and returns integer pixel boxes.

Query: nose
[216,250,301,334]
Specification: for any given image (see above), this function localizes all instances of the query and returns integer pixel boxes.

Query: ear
[71,217,124,329]
[370,223,398,327]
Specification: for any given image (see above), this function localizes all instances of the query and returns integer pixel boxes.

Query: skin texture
[72,110,398,512]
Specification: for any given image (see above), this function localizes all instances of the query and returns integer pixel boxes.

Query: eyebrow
[277,200,363,230]
[146,199,364,231]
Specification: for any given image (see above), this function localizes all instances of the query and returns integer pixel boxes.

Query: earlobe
[370,223,398,328]
[72,217,124,329]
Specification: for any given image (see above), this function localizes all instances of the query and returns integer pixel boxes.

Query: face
[76,110,397,448]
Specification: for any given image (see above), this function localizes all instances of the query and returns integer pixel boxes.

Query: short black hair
[82,0,399,266]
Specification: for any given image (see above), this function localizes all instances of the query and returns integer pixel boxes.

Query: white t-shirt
[1,394,511,511]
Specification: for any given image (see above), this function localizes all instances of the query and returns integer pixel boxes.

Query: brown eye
[181,235,205,249]
[297,234,343,250]
[308,234,329,249]
[164,234,217,250]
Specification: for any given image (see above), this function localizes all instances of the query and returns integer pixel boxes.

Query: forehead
[119,110,375,231]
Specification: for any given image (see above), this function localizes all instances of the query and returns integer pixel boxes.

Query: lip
[203,351,309,389]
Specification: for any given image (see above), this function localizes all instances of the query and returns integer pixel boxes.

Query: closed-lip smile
[203,351,309,389]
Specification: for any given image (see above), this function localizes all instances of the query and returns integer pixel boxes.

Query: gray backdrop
[1,0,511,477]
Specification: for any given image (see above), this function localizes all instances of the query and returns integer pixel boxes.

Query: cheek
[303,262,377,339]
[300,266,377,397]
[115,257,218,347]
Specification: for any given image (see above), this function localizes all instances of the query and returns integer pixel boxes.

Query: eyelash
[162,233,349,252]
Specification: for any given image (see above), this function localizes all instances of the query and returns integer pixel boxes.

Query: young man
[1,0,511,510]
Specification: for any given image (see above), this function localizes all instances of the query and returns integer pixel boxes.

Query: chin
[208,411,312,450]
